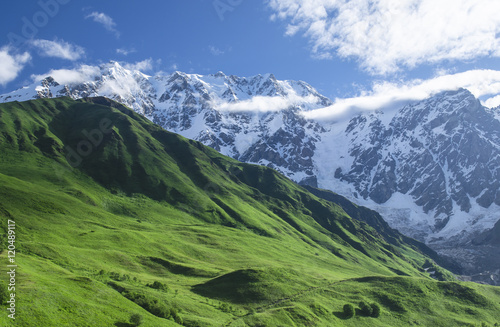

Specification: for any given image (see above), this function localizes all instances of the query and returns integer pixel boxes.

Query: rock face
[475,219,500,246]
[331,90,500,240]
[442,219,500,286]
[1,62,499,254]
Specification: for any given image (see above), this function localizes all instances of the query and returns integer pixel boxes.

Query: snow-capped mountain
[1,62,330,184]
[2,62,499,253]
[316,89,500,243]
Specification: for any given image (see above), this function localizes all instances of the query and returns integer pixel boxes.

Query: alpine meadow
[2,1,500,326]
[0,97,499,326]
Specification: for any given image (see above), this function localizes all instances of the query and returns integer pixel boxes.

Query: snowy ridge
[327,89,500,241]
[1,62,499,246]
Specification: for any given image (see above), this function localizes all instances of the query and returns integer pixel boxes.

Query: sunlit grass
[0,97,498,326]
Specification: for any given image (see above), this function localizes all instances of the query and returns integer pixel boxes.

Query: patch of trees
[341,301,381,318]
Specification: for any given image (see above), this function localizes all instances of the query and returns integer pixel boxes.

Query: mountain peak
[102,60,124,70]
[264,73,277,81]
[212,71,226,78]
[41,76,59,87]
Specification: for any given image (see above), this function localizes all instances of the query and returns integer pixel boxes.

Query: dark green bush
[130,313,143,326]
[147,280,169,291]
[370,303,381,317]
[109,271,130,281]
[359,301,373,316]
[151,304,171,319]
[343,303,355,318]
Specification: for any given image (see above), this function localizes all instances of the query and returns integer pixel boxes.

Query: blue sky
[2,0,500,109]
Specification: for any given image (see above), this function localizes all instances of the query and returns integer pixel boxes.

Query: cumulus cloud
[85,12,120,38]
[122,59,154,72]
[215,94,319,112]
[31,39,85,61]
[0,47,31,86]
[268,0,500,75]
[116,48,136,56]
[31,65,100,85]
[303,69,500,120]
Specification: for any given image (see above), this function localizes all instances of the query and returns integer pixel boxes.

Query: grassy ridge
[0,97,498,326]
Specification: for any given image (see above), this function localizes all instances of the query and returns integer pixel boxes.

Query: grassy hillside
[0,97,498,326]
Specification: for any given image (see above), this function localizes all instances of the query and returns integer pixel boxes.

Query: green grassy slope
[0,97,498,326]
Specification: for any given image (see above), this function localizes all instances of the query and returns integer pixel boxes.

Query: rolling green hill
[0,97,499,326]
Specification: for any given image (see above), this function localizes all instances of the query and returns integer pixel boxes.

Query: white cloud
[31,65,100,85]
[30,60,157,87]
[122,59,155,72]
[116,48,136,56]
[209,46,224,56]
[100,78,139,99]
[483,95,500,108]
[268,0,500,75]
[31,39,85,61]
[0,47,31,86]
[85,12,120,38]
[303,69,500,120]
[99,70,146,99]
[214,94,319,112]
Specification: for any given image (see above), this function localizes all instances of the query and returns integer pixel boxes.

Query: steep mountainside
[324,89,500,241]
[1,97,499,326]
[1,63,499,274]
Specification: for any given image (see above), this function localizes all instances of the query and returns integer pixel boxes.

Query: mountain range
[1,61,499,282]
[3,97,500,325]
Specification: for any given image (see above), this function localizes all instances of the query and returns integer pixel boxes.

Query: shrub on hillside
[147,280,169,292]
[359,301,373,316]
[109,271,130,281]
[130,313,143,326]
[370,303,381,317]
[343,303,355,318]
